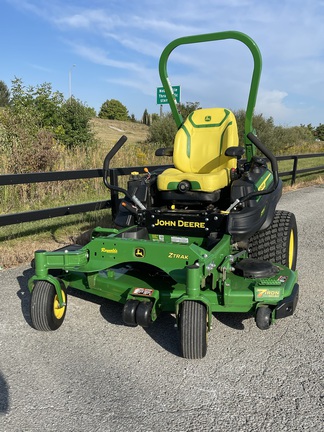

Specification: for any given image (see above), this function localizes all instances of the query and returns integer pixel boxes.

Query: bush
[0,103,59,173]
[233,110,314,154]
[58,98,95,149]
[146,114,177,147]
[2,78,96,149]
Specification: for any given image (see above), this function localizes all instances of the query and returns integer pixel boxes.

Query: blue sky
[1,0,324,126]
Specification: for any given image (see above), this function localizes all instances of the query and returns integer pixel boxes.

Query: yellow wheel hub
[288,229,295,269]
[53,290,66,320]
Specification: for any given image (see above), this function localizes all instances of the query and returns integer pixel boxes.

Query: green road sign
[157,85,181,104]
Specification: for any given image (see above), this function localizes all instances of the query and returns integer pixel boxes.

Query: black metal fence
[1,154,323,227]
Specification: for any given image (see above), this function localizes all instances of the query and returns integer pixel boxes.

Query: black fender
[227,180,282,241]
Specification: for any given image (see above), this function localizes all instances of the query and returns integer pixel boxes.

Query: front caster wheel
[30,280,67,331]
[136,301,152,327]
[179,301,207,359]
[255,306,272,330]
[122,300,140,327]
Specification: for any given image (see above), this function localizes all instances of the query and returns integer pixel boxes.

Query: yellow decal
[168,252,189,260]
[135,248,145,258]
[258,173,271,191]
[155,219,205,229]
[101,248,118,254]
[256,288,280,298]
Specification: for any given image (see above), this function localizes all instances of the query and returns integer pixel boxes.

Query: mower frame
[28,31,299,359]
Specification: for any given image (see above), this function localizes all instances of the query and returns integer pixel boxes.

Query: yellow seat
[157,108,239,193]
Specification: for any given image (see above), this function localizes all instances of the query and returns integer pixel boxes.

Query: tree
[142,108,150,125]
[0,77,96,168]
[9,78,63,129]
[177,101,201,120]
[0,81,10,107]
[99,99,129,121]
[315,124,324,141]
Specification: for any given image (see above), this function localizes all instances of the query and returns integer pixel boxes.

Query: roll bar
[158,30,262,162]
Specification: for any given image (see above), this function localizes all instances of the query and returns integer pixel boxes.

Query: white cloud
[55,9,119,32]
[67,42,142,72]
[28,63,54,73]
[256,89,291,120]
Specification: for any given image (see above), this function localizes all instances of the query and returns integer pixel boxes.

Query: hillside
[90,117,149,147]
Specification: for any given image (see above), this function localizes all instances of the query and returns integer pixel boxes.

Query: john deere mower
[28,31,298,359]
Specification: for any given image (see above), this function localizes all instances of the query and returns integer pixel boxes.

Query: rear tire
[249,210,298,270]
[180,301,207,359]
[30,280,67,331]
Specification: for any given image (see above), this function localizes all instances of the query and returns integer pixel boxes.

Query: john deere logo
[135,248,145,258]
[205,115,211,122]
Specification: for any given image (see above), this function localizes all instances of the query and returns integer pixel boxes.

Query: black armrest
[155,147,173,157]
[225,146,245,158]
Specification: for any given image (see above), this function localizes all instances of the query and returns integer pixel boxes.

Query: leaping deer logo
[135,248,145,258]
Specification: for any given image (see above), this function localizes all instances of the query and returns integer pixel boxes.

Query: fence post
[291,156,298,185]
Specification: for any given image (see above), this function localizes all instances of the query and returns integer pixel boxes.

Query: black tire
[122,300,139,327]
[136,302,152,327]
[249,210,298,270]
[30,280,67,331]
[180,301,207,359]
[255,306,272,330]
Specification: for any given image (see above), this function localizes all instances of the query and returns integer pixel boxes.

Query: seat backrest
[173,108,239,174]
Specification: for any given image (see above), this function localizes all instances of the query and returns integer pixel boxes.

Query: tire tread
[180,301,207,359]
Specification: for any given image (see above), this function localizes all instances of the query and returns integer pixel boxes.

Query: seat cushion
[157,108,239,193]
[157,167,230,192]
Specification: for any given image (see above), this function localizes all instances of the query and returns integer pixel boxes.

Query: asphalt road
[1,185,323,432]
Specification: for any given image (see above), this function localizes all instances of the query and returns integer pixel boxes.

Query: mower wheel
[136,301,152,327]
[255,306,272,330]
[180,301,207,359]
[122,300,139,327]
[249,210,298,270]
[30,280,67,331]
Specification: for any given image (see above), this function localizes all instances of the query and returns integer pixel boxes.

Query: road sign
[156,85,181,104]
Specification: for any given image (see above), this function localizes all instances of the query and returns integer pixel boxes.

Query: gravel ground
[0,185,323,432]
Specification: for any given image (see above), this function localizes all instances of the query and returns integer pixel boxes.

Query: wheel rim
[53,290,66,320]
[288,228,295,269]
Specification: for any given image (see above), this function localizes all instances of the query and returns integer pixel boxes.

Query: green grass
[278,155,324,185]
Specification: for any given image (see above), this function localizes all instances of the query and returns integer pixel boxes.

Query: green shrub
[146,114,177,147]
[58,98,95,149]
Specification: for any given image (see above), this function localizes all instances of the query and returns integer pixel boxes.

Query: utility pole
[69,64,76,100]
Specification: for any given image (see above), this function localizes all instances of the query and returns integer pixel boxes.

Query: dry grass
[0,118,323,269]
[283,175,324,192]
[91,117,149,144]
[0,119,149,269]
